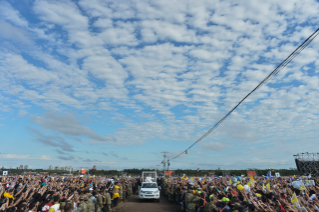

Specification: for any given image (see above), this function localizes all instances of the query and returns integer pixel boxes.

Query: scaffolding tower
[294,153,319,175]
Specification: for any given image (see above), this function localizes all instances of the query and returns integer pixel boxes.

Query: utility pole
[161,152,168,177]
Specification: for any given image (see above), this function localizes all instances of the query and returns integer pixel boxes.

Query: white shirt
[49,204,61,212]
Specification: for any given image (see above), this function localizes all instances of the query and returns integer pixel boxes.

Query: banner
[247,171,256,177]
[305,180,315,186]
[3,171,7,176]
[165,171,174,176]
[275,172,280,177]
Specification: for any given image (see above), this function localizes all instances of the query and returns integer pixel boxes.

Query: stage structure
[294,153,319,175]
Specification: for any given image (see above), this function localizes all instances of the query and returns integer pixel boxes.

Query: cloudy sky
[1,0,319,171]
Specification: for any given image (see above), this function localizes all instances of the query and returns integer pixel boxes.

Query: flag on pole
[267,171,271,177]
[291,192,300,207]
[197,168,200,172]
[262,183,266,191]
[267,183,271,190]
[250,179,255,188]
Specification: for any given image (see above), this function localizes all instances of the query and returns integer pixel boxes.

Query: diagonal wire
[171,27,319,160]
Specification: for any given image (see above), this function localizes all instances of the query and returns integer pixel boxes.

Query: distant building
[20,165,23,169]
[49,165,54,170]
[24,165,29,170]
[93,165,97,170]
[55,166,59,170]
[61,167,66,171]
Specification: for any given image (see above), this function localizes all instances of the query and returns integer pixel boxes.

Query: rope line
[170,27,319,160]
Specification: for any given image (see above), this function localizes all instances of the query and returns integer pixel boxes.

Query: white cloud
[33,0,88,31]
[0,20,33,45]
[1,0,319,169]
[30,112,109,142]
[0,154,52,160]
[199,142,227,151]
[18,109,28,117]
[0,1,29,28]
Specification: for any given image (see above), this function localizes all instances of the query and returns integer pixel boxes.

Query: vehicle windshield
[142,183,157,188]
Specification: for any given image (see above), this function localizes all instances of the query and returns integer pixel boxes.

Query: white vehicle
[139,182,160,202]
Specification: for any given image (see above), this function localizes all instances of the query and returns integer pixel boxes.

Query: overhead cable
[171,27,319,160]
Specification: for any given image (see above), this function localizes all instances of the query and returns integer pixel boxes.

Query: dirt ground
[114,193,182,212]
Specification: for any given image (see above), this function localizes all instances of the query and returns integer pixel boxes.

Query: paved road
[115,194,182,212]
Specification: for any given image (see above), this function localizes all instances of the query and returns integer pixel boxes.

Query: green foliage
[173,168,299,176]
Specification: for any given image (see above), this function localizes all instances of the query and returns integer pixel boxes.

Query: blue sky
[1,0,319,170]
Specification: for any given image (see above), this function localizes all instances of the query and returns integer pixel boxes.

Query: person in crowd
[1,174,318,212]
[161,174,319,212]
[0,175,135,212]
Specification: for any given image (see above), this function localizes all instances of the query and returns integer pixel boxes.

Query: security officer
[76,196,87,212]
[96,189,103,212]
[204,195,218,212]
[127,182,132,197]
[186,190,196,212]
[86,194,94,212]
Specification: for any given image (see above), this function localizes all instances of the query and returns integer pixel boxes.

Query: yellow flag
[186,177,189,180]
[230,178,232,184]
[249,176,255,182]
[293,175,295,178]
[190,177,194,182]
[262,183,265,190]
[267,183,271,190]
[250,180,255,188]
[4,192,15,200]
[291,192,299,206]
[256,193,262,197]
[302,175,305,178]
[247,181,251,187]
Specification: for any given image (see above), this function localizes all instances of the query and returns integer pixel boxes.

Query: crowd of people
[0,175,141,212]
[1,173,318,212]
[161,174,319,212]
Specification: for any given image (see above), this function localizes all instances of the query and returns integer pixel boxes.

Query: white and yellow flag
[291,192,300,207]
